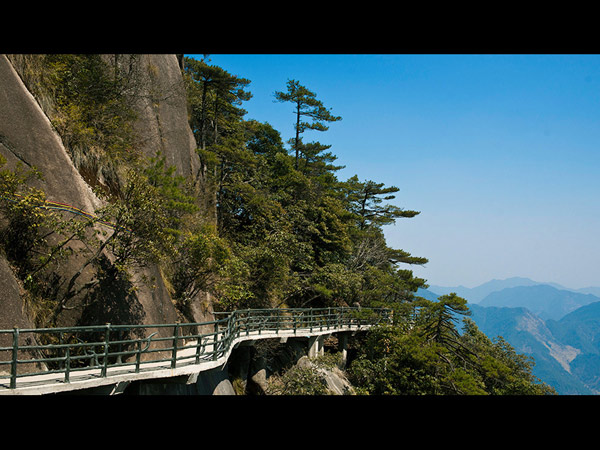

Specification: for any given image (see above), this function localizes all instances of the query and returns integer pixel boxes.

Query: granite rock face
[0,54,206,334]
[0,55,102,215]
[125,54,200,180]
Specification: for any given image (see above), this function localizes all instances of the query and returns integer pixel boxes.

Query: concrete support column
[338,332,349,367]
[308,335,325,358]
[308,336,318,358]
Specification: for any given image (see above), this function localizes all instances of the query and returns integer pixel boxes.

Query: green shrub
[267,365,329,395]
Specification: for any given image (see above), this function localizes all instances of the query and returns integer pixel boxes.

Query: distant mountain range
[478,285,600,321]
[427,277,600,303]
[416,277,600,395]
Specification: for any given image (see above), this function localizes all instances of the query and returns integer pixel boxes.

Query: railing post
[58,332,64,369]
[213,321,219,361]
[195,334,203,364]
[10,327,18,389]
[320,309,323,331]
[136,339,142,373]
[116,329,123,364]
[229,312,236,340]
[64,345,71,383]
[229,312,236,339]
[258,311,262,335]
[102,323,110,377]
[172,322,180,369]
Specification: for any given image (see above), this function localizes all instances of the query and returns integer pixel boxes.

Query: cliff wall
[0,54,211,338]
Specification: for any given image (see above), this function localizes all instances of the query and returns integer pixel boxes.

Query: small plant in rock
[313,351,343,369]
[266,365,329,395]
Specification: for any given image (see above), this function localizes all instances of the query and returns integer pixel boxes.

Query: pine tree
[184,57,251,151]
[274,79,341,169]
[343,175,420,230]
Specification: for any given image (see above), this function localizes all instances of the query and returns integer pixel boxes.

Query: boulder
[296,355,356,395]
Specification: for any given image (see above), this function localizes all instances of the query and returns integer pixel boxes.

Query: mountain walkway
[0,307,391,395]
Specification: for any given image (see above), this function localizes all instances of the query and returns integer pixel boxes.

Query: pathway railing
[0,307,391,391]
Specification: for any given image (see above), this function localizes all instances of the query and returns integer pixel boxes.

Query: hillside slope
[468,303,594,394]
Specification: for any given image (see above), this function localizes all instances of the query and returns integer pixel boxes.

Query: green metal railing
[0,307,391,391]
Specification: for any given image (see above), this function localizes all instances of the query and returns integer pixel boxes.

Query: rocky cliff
[0,54,212,339]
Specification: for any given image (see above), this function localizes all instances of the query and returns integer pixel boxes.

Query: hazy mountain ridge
[478,285,600,321]
[418,278,600,394]
[428,277,600,303]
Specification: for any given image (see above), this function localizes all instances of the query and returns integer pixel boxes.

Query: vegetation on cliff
[182,56,429,312]
[0,54,555,394]
[348,294,555,394]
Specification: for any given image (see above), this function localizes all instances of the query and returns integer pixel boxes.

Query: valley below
[420,277,600,395]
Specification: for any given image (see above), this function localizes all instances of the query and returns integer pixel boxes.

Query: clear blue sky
[187,54,600,290]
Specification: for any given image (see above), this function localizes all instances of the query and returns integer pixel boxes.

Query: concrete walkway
[0,323,368,395]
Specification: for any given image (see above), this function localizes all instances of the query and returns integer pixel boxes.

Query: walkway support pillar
[338,332,349,367]
[308,336,318,358]
[308,335,325,358]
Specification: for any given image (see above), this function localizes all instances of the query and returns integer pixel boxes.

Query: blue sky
[187,54,600,289]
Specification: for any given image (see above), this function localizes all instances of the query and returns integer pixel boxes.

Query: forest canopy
[182,56,429,311]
